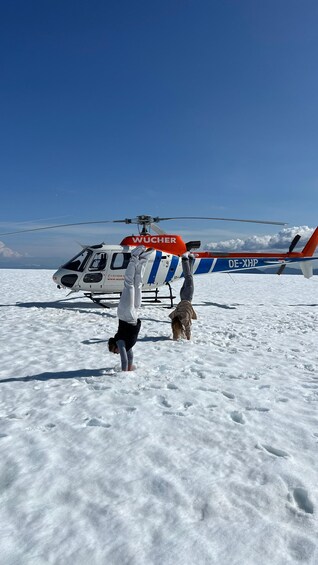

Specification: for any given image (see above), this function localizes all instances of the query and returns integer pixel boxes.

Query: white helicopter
[2,214,318,307]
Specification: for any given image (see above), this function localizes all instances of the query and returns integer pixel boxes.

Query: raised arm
[116,340,129,371]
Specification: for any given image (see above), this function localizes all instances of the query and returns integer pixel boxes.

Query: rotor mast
[120,215,160,235]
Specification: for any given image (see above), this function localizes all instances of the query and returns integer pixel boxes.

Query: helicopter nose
[61,274,78,288]
[53,270,78,289]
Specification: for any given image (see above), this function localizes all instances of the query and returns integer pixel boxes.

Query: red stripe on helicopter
[120,234,187,256]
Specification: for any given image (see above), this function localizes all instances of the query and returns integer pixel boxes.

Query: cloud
[204,226,315,252]
[0,241,23,258]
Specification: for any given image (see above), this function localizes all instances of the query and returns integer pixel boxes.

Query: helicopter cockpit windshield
[88,252,107,271]
[62,249,93,272]
[62,249,108,273]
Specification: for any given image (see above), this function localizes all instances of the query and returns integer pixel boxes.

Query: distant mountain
[0,257,64,269]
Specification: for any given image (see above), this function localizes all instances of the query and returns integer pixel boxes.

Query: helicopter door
[106,251,131,291]
[79,251,108,292]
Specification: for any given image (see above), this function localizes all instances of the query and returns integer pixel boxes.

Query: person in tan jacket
[169,253,197,340]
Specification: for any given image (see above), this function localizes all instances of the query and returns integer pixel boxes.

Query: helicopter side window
[62,249,93,272]
[88,252,107,271]
[111,253,131,270]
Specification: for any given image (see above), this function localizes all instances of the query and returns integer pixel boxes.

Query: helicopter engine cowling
[120,234,187,255]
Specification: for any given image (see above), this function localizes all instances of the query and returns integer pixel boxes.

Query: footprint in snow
[45,423,56,430]
[222,391,235,400]
[184,402,193,409]
[230,411,245,425]
[261,444,289,458]
[288,536,316,562]
[287,487,314,515]
[196,386,217,393]
[246,406,270,413]
[207,404,218,411]
[86,418,111,428]
[159,397,172,408]
[302,383,318,389]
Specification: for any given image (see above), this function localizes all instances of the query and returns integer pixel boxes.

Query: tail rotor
[277,234,301,275]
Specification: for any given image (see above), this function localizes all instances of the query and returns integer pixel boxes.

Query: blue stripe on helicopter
[147,250,162,284]
[208,257,314,272]
[212,259,233,272]
[195,258,215,274]
[165,255,179,282]
[211,258,261,272]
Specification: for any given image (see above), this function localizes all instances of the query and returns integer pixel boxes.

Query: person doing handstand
[108,246,153,371]
[169,252,197,340]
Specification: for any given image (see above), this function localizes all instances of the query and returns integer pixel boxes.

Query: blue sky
[1,0,318,264]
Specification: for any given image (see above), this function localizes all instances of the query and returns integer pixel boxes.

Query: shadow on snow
[0,368,114,384]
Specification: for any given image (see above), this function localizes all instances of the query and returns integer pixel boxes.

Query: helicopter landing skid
[84,283,176,309]
[141,283,176,308]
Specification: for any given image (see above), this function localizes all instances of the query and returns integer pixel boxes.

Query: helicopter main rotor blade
[154,216,287,226]
[0,214,286,236]
[0,216,157,235]
[0,220,117,236]
[149,223,166,235]
[112,215,286,226]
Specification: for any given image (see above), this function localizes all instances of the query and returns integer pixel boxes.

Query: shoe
[139,248,154,261]
[189,254,195,269]
[131,245,146,257]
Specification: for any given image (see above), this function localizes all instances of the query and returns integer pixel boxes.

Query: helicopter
[1,214,318,307]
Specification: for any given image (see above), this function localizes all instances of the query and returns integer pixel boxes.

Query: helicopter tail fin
[301,227,318,256]
[278,227,318,277]
[297,227,318,278]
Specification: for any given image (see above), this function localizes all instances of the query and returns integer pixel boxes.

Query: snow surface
[1,269,318,565]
